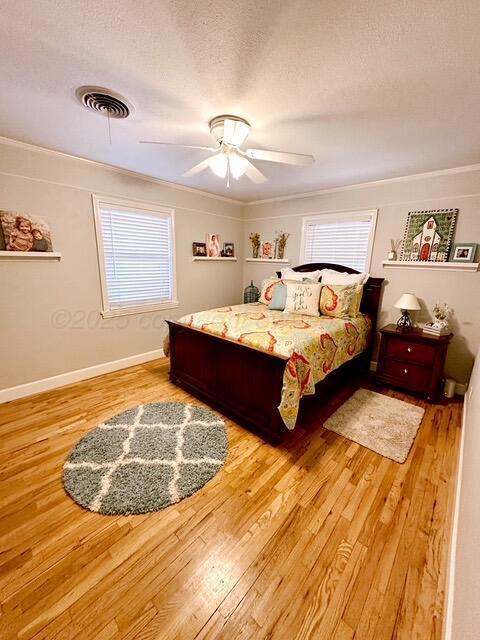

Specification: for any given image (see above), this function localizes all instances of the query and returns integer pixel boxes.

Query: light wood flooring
[0,358,461,639]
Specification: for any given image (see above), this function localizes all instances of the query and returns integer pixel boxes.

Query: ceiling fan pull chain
[107,109,112,145]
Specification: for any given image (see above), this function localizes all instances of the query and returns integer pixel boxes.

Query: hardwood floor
[0,358,462,640]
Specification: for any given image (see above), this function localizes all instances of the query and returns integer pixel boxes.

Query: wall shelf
[245,258,291,264]
[0,251,62,261]
[192,256,237,262]
[382,260,478,272]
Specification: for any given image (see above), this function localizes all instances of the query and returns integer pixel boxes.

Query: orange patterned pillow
[319,284,363,318]
[259,278,282,305]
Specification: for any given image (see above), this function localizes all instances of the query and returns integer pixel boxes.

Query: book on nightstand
[421,322,451,336]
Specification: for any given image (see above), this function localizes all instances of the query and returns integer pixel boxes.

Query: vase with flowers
[275,230,290,260]
[249,232,261,259]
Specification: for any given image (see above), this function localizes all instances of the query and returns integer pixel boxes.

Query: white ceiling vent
[76,86,132,119]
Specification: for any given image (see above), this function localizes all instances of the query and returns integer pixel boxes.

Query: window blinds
[99,206,174,309]
[302,214,374,272]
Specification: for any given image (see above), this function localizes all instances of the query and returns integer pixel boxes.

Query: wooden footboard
[167,320,289,443]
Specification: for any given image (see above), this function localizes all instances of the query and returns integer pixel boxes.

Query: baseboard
[442,383,468,640]
[0,348,165,404]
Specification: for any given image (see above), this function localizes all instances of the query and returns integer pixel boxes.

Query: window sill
[101,301,179,318]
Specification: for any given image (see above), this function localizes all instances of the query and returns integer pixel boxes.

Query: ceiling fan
[140,115,314,186]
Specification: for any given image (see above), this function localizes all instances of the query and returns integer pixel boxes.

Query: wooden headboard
[276,262,384,330]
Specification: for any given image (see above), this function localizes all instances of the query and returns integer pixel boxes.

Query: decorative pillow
[269,282,288,310]
[259,277,282,305]
[280,267,321,282]
[320,269,369,285]
[319,284,363,318]
[284,282,322,317]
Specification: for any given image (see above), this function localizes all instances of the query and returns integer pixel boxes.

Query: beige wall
[1,138,479,392]
[0,141,243,390]
[243,170,480,383]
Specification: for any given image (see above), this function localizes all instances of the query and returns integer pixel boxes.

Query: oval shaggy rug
[63,402,227,515]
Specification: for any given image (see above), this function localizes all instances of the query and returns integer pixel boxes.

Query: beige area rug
[324,388,425,463]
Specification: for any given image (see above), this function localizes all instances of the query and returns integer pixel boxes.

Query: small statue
[432,303,452,331]
[388,239,401,261]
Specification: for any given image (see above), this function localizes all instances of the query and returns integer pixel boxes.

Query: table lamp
[394,293,420,329]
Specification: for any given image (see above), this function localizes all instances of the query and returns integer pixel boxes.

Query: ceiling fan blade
[183,157,213,177]
[243,159,267,184]
[139,141,217,151]
[245,148,314,166]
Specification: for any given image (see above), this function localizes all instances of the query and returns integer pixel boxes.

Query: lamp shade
[394,293,421,311]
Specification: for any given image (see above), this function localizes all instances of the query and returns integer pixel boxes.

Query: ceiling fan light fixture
[229,153,248,179]
[209,153,228,178]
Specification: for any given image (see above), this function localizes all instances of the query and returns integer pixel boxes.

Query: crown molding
[3,134,480,208]
[0,135,245,206]
[246,163,480,206]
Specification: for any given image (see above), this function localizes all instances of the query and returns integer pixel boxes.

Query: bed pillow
[280,267,321,282]
[319,284,363,318]
[284,282,322,317]
[320,269,369,285]
[259,277,282,305]
[268,282,288,310]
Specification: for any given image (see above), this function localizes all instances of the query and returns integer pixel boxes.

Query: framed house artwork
[450,242,477,263]
[400,209,458,262]
[0,210,53,253]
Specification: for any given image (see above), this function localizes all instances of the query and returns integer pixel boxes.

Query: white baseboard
[0,348,165,404]
[443,384,468,640]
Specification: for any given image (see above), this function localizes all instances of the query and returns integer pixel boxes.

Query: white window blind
[301,213,375,272]
[95,198,176,314]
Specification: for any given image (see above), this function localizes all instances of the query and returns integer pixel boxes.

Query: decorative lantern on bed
[244,280,260,303]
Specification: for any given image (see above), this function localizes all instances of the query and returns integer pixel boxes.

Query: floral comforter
[178,303,371,430]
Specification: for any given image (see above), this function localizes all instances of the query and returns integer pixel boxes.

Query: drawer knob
[407,347,412,353]
[403,368,408,374]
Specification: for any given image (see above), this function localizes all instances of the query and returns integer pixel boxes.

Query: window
[93,195,177,317]
[300,210,377,272]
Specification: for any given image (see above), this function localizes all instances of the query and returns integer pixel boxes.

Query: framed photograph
[206,233,220,258]
[223,242,234,257]
[400,209,458,262]
[261,240,275,259]
[0,210,53,252]
[450,243,477,263]
[192,242,207,257]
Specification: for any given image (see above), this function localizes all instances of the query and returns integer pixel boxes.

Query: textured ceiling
[1,0,480,201]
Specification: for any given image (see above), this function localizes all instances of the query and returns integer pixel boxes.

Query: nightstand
[376,324,453,401]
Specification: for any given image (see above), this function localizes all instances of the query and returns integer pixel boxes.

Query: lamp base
[397,309,413,329]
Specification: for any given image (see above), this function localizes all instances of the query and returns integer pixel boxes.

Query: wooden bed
[167,263,384,443]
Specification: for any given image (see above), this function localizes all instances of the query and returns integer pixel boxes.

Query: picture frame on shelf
[450,242,477,263]
[206,233,220,257]
[192,242,207,257]
[0,210,54,253]
[261,240,274,259]
[223,242,234,257]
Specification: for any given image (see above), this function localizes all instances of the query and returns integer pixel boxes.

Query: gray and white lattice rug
[63,402,228,515]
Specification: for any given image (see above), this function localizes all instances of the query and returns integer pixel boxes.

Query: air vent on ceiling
[76,86,132,119]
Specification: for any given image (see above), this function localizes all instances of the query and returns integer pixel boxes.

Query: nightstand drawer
[383,359,431,389]
[385,337,436,365]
